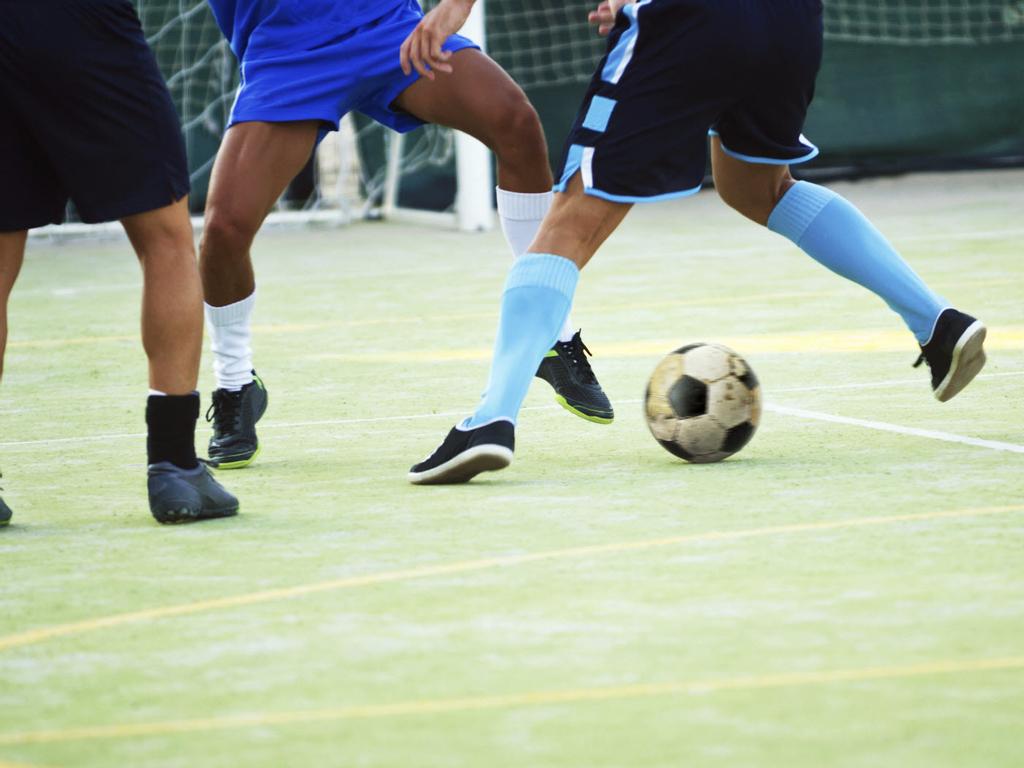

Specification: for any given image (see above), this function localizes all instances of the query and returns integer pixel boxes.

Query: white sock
[204,291,256,392]
[496,187,576,343]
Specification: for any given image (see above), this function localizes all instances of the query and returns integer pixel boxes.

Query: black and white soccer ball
[644,343,762,463]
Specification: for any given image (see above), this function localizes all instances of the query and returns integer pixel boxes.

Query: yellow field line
[1,505,1020,655]
[1,656,1020,746]
[308,326,1024,362]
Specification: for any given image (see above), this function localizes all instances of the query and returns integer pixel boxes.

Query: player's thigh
[205,121,320,233]
[710,137,794,226]
[531,173,631,269]
[392,49,540,146]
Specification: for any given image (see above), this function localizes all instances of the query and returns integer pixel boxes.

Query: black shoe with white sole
[914,308,987,402]
[408,421,515,485]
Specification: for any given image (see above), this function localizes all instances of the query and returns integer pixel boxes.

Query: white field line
[2,373,1022,453]
[771,370,1024,393]
[766,404,1024,454]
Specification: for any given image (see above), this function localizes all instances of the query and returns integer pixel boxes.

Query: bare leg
[200,121,319,306]
[121,198,202,395]
[711,136,970,398]
[529,173,632,268]
[710,136,793,224]
[394,49,552,193]
[0,231,27,383]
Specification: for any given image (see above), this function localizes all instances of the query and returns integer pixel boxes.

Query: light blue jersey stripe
[583,184,703,204]
[555,144,586,190]
[600,0,653,84]
[582,96,617,133]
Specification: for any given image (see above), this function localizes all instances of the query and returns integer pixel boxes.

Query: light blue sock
[767,181,948,343]
[464,253,579,429]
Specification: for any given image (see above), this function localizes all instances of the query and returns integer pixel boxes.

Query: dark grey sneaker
[535,331,614,424]
[207,371,268,468]
[914,309,987,402]
[147,461,239,524]
[0,472,11,527]
[408,421,515,485]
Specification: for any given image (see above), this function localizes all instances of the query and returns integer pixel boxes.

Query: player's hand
[588,0,633,36]
[400,0,474,79]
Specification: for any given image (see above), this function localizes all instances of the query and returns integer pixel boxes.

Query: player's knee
[201,207,257,261]
[126,209,195,263]
[715,177,786,226]
[490,96,546,161]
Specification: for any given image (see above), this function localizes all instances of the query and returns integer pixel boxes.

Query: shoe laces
[912,351,927,369]
[558,331,598,385]
[206,389,243,435]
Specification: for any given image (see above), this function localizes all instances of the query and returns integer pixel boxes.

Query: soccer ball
[644,343,762,463]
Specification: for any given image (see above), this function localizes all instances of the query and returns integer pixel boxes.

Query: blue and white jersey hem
[708,129,820,166]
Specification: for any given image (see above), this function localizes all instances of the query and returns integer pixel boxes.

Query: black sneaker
[913,308,987,402]
[207,371,268,468]
[0,471,11,527]
[408,421,515,485]
[535,331,614,424]
[147,461,239,524]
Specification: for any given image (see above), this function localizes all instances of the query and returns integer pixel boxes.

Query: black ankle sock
[146,393,200,470]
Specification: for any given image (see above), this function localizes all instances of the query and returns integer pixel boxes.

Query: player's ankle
[146,393,200,470]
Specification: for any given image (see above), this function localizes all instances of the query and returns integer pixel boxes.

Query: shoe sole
[153,504,240,525]
[554,394,614,425]
[935,321,987,403]
[408,445,513,485]
[213,444,261,470]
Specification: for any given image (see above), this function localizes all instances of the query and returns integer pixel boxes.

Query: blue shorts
[229,0,479,134]
[0,0,189,230]
[555,0,824,203]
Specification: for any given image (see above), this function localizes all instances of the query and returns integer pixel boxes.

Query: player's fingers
[429,31,445,66]
[425,33,454,74]
[412,34,433,80]
[400,35,413,75]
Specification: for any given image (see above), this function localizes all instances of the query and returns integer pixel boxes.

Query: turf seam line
[0,656,1021,745]
[0,505,1019,654]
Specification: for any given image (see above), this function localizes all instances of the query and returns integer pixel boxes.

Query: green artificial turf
[1,171,1022,767]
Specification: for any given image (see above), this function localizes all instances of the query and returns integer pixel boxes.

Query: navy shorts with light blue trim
[229,0,479,135]
[0,0,189,230]
[555,0,824,203]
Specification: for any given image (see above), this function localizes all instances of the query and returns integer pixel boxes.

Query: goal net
[823,0,1024,45]
[47,0,1024,232]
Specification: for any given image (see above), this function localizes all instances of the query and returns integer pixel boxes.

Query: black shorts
[0,1,190,231]
[555,0,824,202]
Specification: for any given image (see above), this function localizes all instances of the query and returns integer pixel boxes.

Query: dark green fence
[139,1,1024,211]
